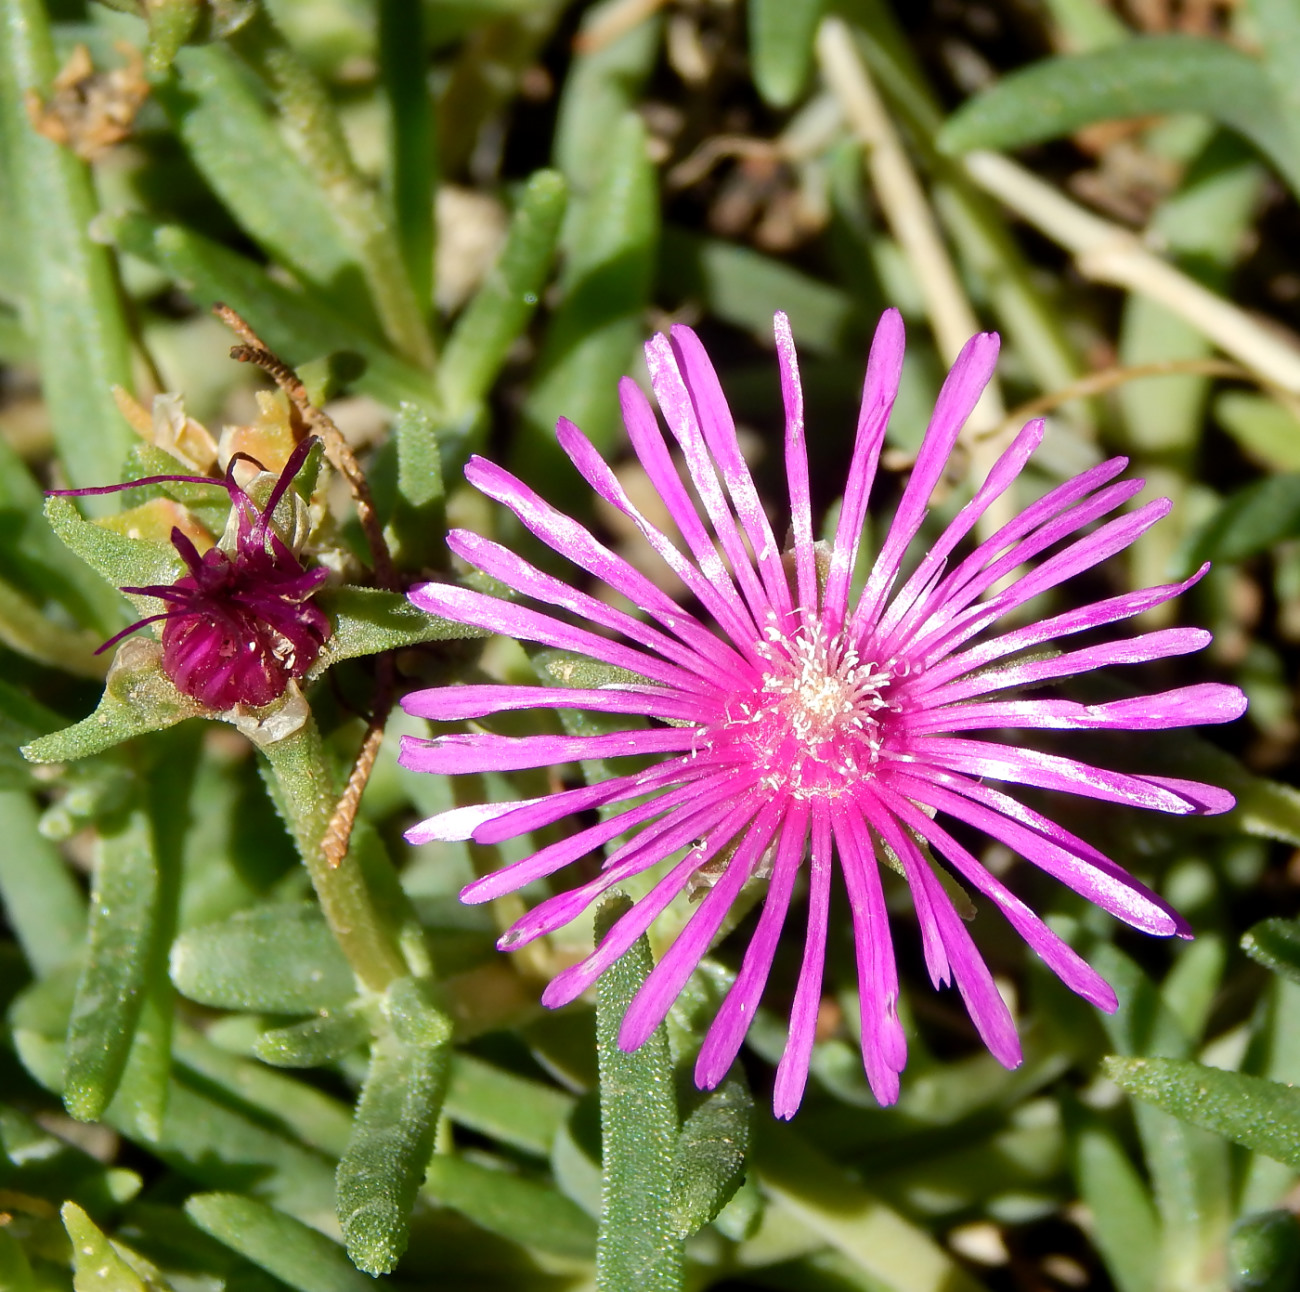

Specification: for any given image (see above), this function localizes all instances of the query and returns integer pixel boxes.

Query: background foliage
[4,0,1300,1288]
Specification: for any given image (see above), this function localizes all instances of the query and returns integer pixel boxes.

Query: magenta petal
[775,313,817,622]
[620,798,784,1052]
[773,805,833,1119]
[834,801,907,1105]
[824,309,906,633]
[696,799,809,1091]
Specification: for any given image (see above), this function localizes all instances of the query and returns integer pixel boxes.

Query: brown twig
[214,303,396,591]
[214,303,399,869]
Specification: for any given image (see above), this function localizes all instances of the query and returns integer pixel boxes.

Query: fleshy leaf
[669,1074,753,1239]
[310,586,486,674]
[63,803,159,1124]
[336,977,451,1275]
[185,1193,374,1292]
[938,36,1300,198]
[1104,1056,1300,1168]
[1186,474,1300,566]
[254,1011,368,1068]
[1243,919,1300,986]
[61,1202,155,1292]
[169,904,356,1013]
[595,894,684,1287]
[423,1154,598,1260]
[748,0,824,107]
[22,641,206,765]
[44,494,184,594]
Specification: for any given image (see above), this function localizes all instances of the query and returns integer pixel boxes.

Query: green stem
[262,714,408,993]
[229,12,436,369]
[595,896,684,1292]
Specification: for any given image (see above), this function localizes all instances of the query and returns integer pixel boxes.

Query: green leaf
[173,1024,354,1158]
[1187,474,1300,566]
[253,1010,368,1068]
[660,228,856,356]
[169,904,356,1013]
[939,37,1300,197]
[1244,918,1300,985]
[0,1231,35,1292]
[595,894,684,1291]
[379,0,434,317]
[554,0,661,191]
[670,1075,753,1239]
[0,790,86,975]
[395,401,444,510]
[185,1193,374,1292]
[63,802,159,1123]
[310,585,485,675]
[337,978,451,1274]
[1093,948,1233,1289]
[105,212,437,415]
[0,0,135,498]
[752,1119,987,1292]
[436,168,567,424]
[748,0,824,107]
[62,1202,153,1292]
[1105,1056,1300,1168]
[157,45,366,314]
[423,1153,598,1260]
[443,1052,576,1158]
[1215,392,1300,472]
[1066,1100,1160,1292]
[44,494,184,594]
[22,642,207,765]
[521,113,658,474]
[1230,1210,1300,1292]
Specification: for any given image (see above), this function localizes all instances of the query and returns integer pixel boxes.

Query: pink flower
[399,311,1244,1117]
[66,437,330,709]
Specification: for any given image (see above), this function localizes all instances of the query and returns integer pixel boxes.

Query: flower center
[713,622,900,797]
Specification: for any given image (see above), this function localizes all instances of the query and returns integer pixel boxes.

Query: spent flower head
[60,435,330,710]
[400,310,1245,1117]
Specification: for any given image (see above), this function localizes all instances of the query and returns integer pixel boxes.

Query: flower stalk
[262,712,409,993]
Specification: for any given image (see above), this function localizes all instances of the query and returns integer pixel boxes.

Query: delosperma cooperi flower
[399,309,1245,1117]
[61,436,330,710]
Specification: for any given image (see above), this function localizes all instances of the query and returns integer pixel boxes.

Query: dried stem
[961,150,1300,395]
[991,357,1285,443]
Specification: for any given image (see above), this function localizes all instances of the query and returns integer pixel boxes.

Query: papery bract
[400,311,1244,1117]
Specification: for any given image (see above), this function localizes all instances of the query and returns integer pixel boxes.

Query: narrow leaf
[0,0,135,495]
[749,0,825,107]
[310,585,485,675]
[169,904,356,1013]
[1187,474,1300,566]
[104,212,437,414]
[336,978,451,1275]
[22,642,206,765]
[185,1193,373,1292]
[670,1074,753,1238]
[158,45,365,311]
[595,894,684,1291]
[424,1154,597,1259]
[938,36,1300,198]
[254,1011,368,1068]
[443,1052,576,1158]
[62,1202,151,1292]
[436,168,567,423]
[1105,1056,1300,1168]
[63,802,159,1123]
[1244,918,1300,985]
[0,789,86,975]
